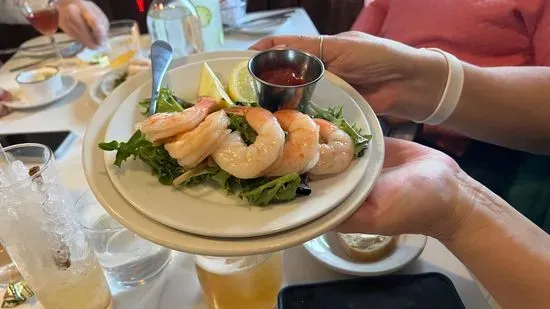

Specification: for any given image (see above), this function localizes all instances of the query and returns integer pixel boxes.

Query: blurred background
[50,0,362,36]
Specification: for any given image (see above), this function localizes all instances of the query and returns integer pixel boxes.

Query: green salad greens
[227,114,257,145]
[138,87,192,115]
[307,103,372,157]
[113,72,129,89]
[99,88,369,206]
[99,130,183,185]
[239,173,301,205]
[179,166,303,206]
[100,93,307,206]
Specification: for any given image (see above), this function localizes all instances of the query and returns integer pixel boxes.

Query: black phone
[278,273,466,309]
[0,131,76,158]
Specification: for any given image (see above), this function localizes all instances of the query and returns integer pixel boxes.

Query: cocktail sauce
[259,68,305,86]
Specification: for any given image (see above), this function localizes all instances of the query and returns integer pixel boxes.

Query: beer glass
[194,252,282,309]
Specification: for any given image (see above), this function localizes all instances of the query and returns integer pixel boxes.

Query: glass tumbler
[76,190,172,286]
[0,143,112,309]
[191,0,224,51]
[0,244,22,288]
[220,0,247,26]
[104,19,142,68]
[194,252,283,309]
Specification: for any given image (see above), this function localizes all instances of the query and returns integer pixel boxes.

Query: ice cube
[0,164,17,186]
[11,160,30,181]
[0,169,7,187]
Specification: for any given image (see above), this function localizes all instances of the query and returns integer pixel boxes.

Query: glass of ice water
[0,143,112,309]
[76,190,172,286]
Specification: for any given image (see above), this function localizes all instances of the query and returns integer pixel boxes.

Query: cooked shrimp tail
[164,110,231,168]
[138,97,218,143]
[265,110,320,177]
[308,118,354,176]
[213,107,285,179]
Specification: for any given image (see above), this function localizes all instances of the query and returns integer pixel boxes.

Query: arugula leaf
[177,165,305,206]
[235,101,259,107]
[308,103,372,157]
[239,173,302,206]
[113,72,128,89]
[98,140,118,151]
[138,87,189,115]
[179,167,232,189]
[98,130,183,185]
[228,114,257,145]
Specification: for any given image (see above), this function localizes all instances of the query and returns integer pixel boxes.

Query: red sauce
[259,68,305,86]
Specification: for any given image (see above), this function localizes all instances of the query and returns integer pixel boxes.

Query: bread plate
[304,232,427,276]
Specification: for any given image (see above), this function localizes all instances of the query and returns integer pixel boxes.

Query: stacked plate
[82,51,385,256]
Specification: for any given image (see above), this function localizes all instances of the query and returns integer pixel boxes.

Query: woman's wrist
[429,170,480,243]
[386,48,448,122]
[435,171,503,249]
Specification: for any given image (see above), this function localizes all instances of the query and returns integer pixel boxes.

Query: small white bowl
[15,66,63,102]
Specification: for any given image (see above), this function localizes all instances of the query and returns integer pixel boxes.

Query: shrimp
[308,118,354,176]
[212,107,285,179]
[138,97,218,143]
[164,110,231,168]
[265,110,320,176]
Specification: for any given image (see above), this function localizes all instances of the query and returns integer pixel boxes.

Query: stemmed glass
[17,0,63,65]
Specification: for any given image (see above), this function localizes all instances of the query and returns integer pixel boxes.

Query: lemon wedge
[228,60,257,104]
[198,63,234,108]
[109,50,137,69]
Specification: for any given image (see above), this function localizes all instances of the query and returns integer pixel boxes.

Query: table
[0,8,495,309]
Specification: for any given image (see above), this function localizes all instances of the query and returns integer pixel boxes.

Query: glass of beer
[194,252,283,309]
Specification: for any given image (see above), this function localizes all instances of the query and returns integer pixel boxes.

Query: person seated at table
[252,32,550,309]
[349,0,550,232]
[0,0,108,62]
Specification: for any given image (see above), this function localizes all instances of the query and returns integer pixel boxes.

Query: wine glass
[17,0,63,65]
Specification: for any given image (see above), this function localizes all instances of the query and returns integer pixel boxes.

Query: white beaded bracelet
[416,48,464,125]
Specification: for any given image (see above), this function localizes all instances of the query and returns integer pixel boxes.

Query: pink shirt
[352,0,550,155]
[353,0,550,66]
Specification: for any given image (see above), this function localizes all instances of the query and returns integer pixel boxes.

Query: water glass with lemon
[103,20,142,69]
[190,0,224,51]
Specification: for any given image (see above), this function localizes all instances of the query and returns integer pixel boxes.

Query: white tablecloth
[0,8,494,309]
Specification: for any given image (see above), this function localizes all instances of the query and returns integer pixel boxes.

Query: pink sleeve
[351,0,390,35]
[527,1,550,65]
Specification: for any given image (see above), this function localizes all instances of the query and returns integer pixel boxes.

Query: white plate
[103,57,371,238]
[100,68,127,97]
[83,51,385,256]
[20,33,73,58]
[227,10,292,34]
[89,76,105,105]
[304,233,427,276]
[3,76,78,109]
